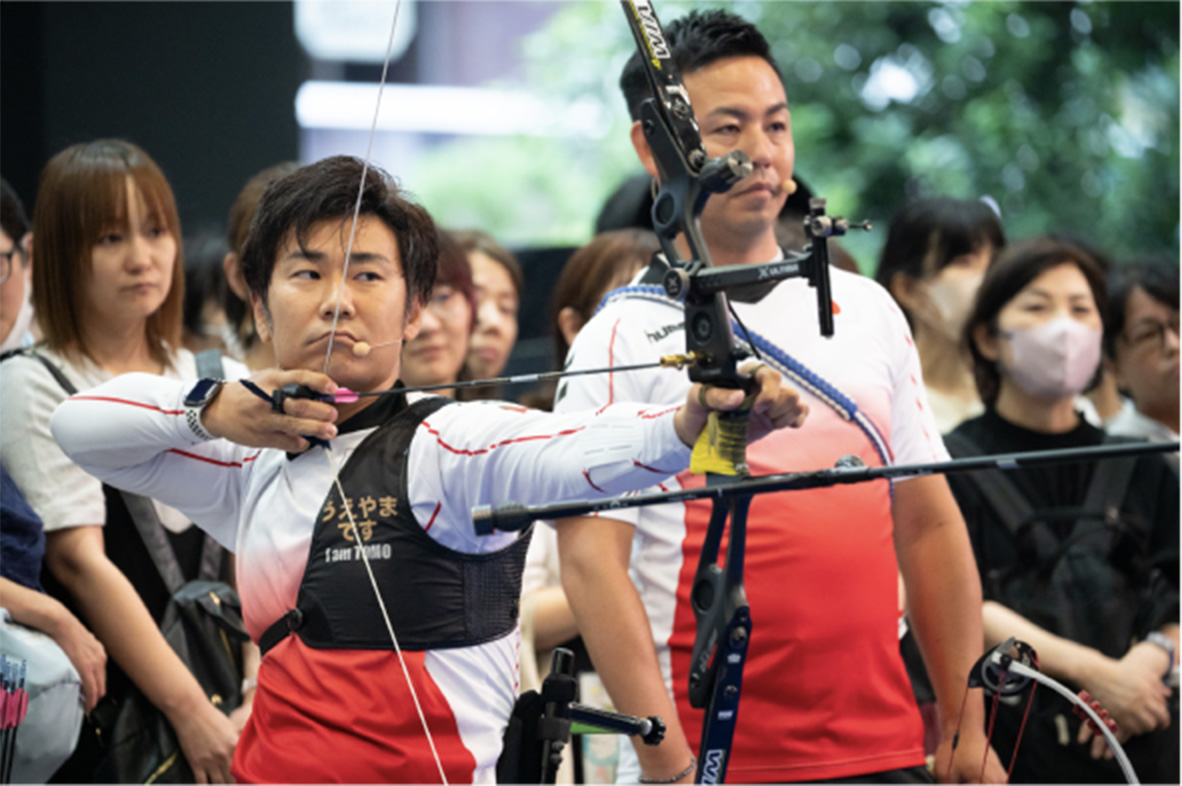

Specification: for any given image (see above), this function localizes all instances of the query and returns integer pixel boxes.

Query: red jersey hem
[724,747,925,782]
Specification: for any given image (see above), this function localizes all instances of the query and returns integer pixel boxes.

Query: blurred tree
[408,2,1178,270]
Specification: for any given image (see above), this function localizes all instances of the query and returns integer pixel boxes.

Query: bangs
[67,146,180,245]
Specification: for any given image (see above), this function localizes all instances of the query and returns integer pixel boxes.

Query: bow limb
[620,3,756,781]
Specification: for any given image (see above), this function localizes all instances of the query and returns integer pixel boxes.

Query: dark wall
[1,2,305,234]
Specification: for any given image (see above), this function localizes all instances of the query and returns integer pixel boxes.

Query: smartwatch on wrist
[1144,631,1175,679]
[183,378,224,441]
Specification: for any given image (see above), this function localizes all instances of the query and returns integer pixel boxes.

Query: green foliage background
[407,2,1179,273]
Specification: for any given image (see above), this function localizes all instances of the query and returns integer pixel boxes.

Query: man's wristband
[1144,631,1175,678]
[639,756,696,784]
[241,676,258,696]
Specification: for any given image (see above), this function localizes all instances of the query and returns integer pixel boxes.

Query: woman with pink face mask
[876,197,1006,433]
[946,236,1178,784]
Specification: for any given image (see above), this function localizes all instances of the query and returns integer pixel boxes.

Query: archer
[555,8,1006,784]
[48,155,808,783]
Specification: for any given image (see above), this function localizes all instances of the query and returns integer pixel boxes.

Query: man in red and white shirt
[51,155,807,784]
[555,10,1004,784]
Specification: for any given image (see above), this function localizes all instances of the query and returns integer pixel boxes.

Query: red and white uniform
[555,265,947,782]
[51,374,693,784]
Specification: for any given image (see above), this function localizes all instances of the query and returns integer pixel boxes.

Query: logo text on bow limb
[700,749,726,784]
[634,0,670,63]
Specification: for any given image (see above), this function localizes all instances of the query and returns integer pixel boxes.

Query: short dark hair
[964,236,1108,407]
[241,156,437,314]
[183,230,230,338]
[619,9,782,121]
[0,177,30,243]
[876,197,1006,288]
[1104,256,1179,358]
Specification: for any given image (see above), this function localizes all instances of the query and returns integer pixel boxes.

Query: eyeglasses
[0,246,22,285]
[1122,316,1181,354]
[426,287,470,318]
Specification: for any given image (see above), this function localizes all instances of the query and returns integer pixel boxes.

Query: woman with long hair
[0,140,241,782]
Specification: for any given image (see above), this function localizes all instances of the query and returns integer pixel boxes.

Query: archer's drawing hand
[203,369,339,453]
[675,363,807,447]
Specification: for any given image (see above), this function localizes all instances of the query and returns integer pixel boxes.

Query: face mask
[923,272,984,342]
[0,277,34,352]
[1001,316,1102,400]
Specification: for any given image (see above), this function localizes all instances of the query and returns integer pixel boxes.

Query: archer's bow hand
[204,369,340,453]
[675,363,808,448]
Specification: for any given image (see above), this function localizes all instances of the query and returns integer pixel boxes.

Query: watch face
[185,378,221,407]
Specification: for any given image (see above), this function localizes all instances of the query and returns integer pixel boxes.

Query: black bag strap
[1083,435,1140,530]
[943,431,1036,538]
[119,493,188,595]
[194,348,225,380]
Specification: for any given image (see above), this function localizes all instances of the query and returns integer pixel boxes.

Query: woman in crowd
[400,229,476,398]
[454,229,522,400]
[520,228,660,413]
[0,140,242,783]
[947,236,1178,783]
[876,197,1006,433]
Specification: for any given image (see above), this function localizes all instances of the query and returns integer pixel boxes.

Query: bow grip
[270,383,333,449]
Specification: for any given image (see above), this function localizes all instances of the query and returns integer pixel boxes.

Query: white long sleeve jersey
[50,372,692,783]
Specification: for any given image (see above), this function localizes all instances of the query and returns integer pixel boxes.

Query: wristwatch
[183,378,224,441]
[1144,631,1176,679]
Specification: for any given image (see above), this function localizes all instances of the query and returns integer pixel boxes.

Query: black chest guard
[260,396,533,656]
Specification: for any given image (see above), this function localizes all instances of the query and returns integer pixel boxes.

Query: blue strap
[597,285,892,468]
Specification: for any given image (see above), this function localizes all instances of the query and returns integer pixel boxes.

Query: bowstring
[320,2,448,782]
[324,449,448,783]
[323,0,403,374]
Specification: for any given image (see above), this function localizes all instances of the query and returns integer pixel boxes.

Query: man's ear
[403,297,424,342]
[223,252,250,300]
[630,120,660,179]
[250,292,273,344]
[973,322,999,362]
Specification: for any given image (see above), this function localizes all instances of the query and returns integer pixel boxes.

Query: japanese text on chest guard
[321,494,399,542]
